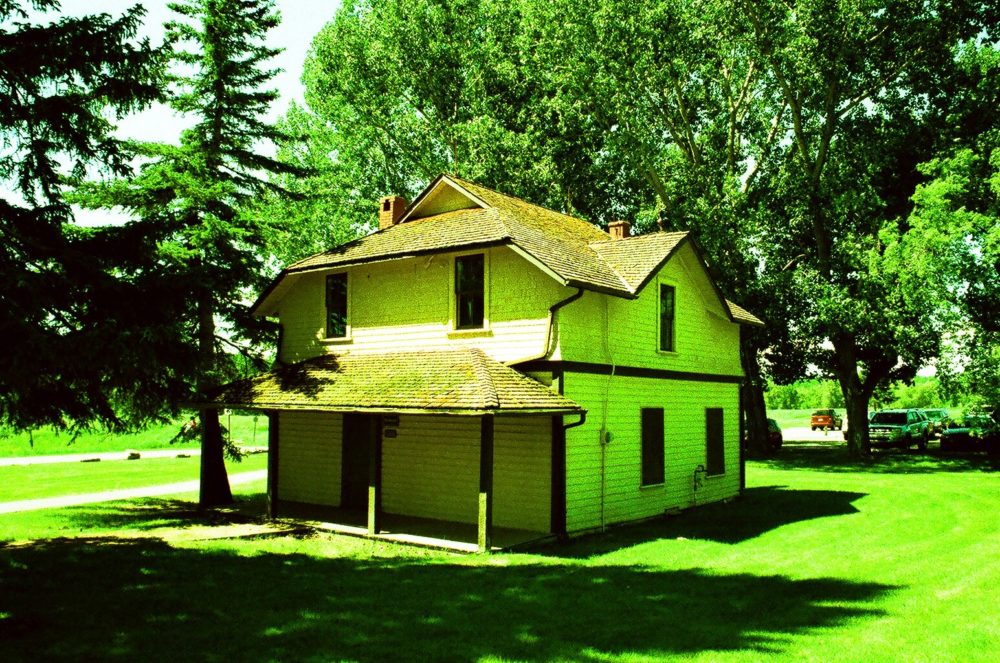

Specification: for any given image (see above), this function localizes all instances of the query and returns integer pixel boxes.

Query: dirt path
[0,469,268,514]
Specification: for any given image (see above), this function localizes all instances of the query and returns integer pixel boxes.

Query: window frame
[658,282,677,353]
[453,252,488,331]
[324,271,350,340]
[640,407,665,487]
[705,407,725,477]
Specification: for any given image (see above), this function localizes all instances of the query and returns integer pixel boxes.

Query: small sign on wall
[382,415,400,427]
[383,429,398,439]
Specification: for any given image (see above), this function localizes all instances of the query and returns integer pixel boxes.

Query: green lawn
[0,413,268,457]
[0,453,268,503]
[768,408,825,430]
[1,448,997,661]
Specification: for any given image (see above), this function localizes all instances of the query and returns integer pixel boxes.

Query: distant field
[0,412,268,457]
[769,407,963,432]
[769,409,819,430]
[0,453,268,503]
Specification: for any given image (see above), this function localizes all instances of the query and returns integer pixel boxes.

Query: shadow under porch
[274,501,552,553]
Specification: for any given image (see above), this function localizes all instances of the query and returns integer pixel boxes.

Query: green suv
[868,409,931,451]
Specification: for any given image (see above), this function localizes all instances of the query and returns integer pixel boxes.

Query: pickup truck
[868,409,931,451]
[810,409,843,431]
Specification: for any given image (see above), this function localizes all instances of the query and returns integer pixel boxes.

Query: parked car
[939,413,999,453]
[922,408,951,437]
[810,409,843,431]
[767,418,783,451]
[868,409,931,450]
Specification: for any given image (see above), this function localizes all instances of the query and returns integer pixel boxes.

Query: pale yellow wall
[277,411,342,507]
[380,414,552,532]
[564,372,740,533]
[381,415,479,523]
[559,243,741,375]
[277,246,571,363]
[494,416,551,532]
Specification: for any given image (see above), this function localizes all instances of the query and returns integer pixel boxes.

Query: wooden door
[341,413,373,509]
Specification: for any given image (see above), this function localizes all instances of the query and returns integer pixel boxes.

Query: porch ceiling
[203,348,583,416]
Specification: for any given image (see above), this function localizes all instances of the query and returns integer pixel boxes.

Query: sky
[39,1,344,224]
[56,0,343,143]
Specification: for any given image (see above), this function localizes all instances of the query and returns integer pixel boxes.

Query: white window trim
[321,269,352,343]
[449,249,490,332]
[656,277,678,355]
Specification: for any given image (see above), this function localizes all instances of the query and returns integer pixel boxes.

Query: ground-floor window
[641,407,665,486]
[706,407,725,475]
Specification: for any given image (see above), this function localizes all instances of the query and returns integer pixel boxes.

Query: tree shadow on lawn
[547,486,865,558]
[760,445,999,474]
[54,494,268,533]
[0,537,894,662]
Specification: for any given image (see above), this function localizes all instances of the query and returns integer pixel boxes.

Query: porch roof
[204,348,583,416]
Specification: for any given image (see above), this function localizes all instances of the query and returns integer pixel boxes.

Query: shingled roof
[254,175,763,326]
[204,349,583,415]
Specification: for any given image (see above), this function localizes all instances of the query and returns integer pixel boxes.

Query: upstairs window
[326,273,348,338]
[455,254,485,329]
[659,284,675,351]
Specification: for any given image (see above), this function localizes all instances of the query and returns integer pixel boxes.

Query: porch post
[478,414,495,552]
[367,415,383,534]
[266,411,280,518]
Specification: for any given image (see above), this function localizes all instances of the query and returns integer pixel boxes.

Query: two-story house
[208,174,763,552]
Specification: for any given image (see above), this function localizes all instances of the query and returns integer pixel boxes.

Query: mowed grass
[769,408,832,430]
[1,450,998,661]
[0,453,268,502]
[0,413,268,457]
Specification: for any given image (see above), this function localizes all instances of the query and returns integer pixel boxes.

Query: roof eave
[198,402,584,416]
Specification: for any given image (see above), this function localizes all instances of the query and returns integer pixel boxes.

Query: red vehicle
[810,409,843,431]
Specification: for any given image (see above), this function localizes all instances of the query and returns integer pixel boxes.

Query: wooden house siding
[276,246,570,364]
[493,416,551,532]
[380,414,552,532]
[276,411,342,507]
[559,242,740,375]
[382,415,480,523]
[563,372,740,533]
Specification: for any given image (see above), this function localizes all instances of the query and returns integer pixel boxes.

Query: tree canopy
[276,0,1000,455]
[0,1,170,432]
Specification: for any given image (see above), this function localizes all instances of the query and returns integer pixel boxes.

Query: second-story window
[326,272,348,338]
[659,284,675,351]
[455,254,485,329]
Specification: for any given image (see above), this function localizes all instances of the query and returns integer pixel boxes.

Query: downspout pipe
[562,411,586,431]
[506,287,586,366]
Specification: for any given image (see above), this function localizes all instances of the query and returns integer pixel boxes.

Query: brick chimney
[608,220,631,239]
[379,195,408,230]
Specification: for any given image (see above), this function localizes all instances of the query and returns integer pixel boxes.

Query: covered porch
[275,502,553,553]
[206,348,583,552]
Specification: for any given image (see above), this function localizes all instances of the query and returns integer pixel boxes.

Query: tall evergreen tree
[74,0,303,506]
[1,1,171,432]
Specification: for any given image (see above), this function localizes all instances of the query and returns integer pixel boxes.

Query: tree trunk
[740,332,771,458]
[832,335,871,458]
[197,286,233,507]
[841,385,871,458]
[200,407,233,506]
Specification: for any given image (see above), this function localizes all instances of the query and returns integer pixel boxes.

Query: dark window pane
[456,254,485,328]
[660,284,675,351]
[641,408,665,486]
[706,408,724,476]
[326,273,348,338]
